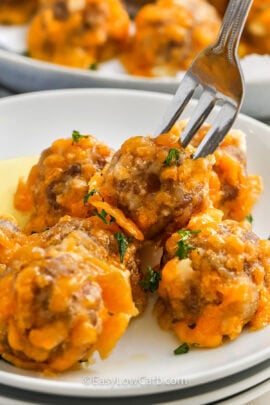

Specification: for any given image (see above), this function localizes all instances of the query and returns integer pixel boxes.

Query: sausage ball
[28,0,130,68]
[242,0,270,56]
[155,208,270,347]
[97,128,215,239]
[122,0,221,76]
[0,216,138,372]
[14,133,113,234]
[34,214,147,314]
[208,0,270,56]
[190,122,263,221]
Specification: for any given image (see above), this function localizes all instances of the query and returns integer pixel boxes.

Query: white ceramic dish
[219,377,270,405]
[0,89,269,398]
[0,360,269,404]
[0,25,270,119]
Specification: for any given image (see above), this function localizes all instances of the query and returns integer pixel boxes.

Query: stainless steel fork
[155,0,254,159]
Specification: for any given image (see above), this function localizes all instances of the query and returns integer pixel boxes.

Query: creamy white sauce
[0,156,37,227]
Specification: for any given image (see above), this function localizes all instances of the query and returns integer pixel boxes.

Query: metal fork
[155,0,254,159]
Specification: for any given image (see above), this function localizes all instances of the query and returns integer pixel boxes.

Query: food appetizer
[242,0,270,56]
[1,0,269,74]
[27,0,130,68]
[156,208,270,347]
[14,133,113,233]
[0,215,138,371]
[122,0,221,76]
[209,0,270,56]
[0,121,269,373]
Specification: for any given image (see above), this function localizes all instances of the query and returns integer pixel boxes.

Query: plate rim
[0,87,269,131]
[0,47,270,86]
[0,88,269,398]
[0,358,269,400]
[0,49,179,85]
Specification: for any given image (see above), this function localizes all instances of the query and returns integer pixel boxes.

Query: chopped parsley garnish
[72,130,88,144]
[41,226,50,232]
[176,229,201,260]
[174,343,189,355]
[246,214,253,224]
[140,266,161,293]
[114,232,131,263]
[94,209,115,225]
[89,63,98,71]
[31,226,50,234]
[164,148,180,166]
[83,189,103,204]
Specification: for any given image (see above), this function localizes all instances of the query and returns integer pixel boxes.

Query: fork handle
[213,0,254,60]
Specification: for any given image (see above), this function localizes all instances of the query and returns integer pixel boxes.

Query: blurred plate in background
[0,25,270,119]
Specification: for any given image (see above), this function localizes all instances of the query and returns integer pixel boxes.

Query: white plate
[219,377,270,405]
[0,360,269,404]
[0,25,270,119]
[0,89,269,398]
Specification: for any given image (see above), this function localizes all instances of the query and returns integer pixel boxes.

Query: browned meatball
[155,208,270,347]
[34,215,147,313]
[0,216,138,372]
[14,134,113,234]
[122,0,221,76]
[208,0,270,56]
[28,0,130,69]
[97,130,214,239]
[191,124,263,221]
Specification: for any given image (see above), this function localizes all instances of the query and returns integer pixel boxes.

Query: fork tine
[180,88,217,147]
[193,101,238,159]
[154,72,198,136]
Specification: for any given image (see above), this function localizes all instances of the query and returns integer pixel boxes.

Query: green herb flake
[94,209,116,225]
[83,189,103,204]
[72,130,88,144]
[31,226,50,234]
[89,63,98,71]
[246,214,253,224]
[41,226,50,232]
[174,343,189,355]
[114,232,131,263]
[176,230,201,260]
[164,148,180,166]
[140,266,161,293]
